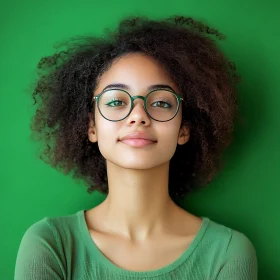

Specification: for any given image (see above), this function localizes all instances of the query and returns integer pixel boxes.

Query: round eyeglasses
[91,88,184,122]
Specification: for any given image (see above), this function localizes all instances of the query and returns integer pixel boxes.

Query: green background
[1,0,279,279]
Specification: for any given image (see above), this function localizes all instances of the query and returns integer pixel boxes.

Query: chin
[104,152,172,170]
[110,158,170,171]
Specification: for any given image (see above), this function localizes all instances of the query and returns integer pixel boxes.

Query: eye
[105,99,126,107]
[151,101,171,108]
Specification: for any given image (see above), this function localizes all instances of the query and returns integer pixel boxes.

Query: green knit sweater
[15,210,258,279]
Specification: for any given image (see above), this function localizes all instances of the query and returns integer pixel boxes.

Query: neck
[97,160,180,242]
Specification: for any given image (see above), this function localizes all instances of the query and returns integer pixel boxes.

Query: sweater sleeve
[216,230,258,280]
[14,219,66,280]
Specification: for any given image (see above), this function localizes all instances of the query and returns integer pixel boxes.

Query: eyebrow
[101,83,176,93]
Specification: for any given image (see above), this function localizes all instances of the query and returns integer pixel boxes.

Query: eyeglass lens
[98,89,179,121]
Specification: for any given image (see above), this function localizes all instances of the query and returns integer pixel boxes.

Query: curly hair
[30,15,241,202]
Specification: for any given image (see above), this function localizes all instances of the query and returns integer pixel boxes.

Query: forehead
[95,53,178,93]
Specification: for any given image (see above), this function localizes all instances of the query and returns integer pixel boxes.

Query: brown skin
[86,53,202,271]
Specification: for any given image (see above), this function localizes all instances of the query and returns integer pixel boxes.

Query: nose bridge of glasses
[129,95,151,121]
[131,95,145,103]
[130,95,146,109]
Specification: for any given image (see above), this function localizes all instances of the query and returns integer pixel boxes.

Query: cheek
[96,134,113,160]
[159,126,180,152]
[167,131,180,151]
[95,119,118,154]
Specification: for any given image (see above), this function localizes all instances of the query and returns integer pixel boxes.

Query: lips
[119,132,157,147]
[120,132,156,141]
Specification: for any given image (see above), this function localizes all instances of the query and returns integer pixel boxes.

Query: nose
[125,96,151,126]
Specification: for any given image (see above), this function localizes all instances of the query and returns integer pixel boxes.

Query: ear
[177,123,190,145]
[88,112,98,143]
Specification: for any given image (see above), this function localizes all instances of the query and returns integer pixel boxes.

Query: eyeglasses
[91,88,184,122]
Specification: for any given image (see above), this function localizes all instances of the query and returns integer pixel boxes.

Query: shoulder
[21,210,81,243]
[226,228,257,258]
[17,211,81,258]
[19,215,57,248]
[202,217,258,278]
[205,218,257,259]
[15,211,83,279]
[206,221,258,280]
[19,211,84,258]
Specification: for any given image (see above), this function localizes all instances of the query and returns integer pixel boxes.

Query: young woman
[15,15,258,279]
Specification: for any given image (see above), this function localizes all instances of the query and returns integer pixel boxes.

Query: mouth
[119,132,157,147]
[119,138,157,148]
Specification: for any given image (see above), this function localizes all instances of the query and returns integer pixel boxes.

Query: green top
[15,210,258,279]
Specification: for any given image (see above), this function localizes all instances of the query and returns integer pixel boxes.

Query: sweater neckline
[77,209,210,277]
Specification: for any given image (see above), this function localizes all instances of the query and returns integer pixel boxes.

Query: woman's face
[88,52,189,170]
